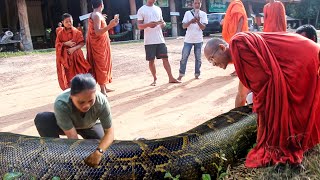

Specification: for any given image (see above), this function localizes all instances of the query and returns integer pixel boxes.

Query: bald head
[204,38,231,69]
[204,38,228,58]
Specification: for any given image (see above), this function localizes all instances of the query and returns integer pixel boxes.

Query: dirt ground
[0,37,238,140]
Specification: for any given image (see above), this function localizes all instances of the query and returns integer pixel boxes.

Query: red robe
[263,1,287,32]
[55,27,91,90]
[230,32,320,167]
[86,14,113,85]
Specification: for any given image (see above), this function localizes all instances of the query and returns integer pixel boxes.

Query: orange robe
[222,0,248,43]
[86,14,112,85]
[230,32,320,167]
[263,1,287,32]
[55,27,91,90]
[56,27,63,35]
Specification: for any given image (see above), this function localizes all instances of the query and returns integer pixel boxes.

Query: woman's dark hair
[62,13,72,21]
[91,0,103,9]
[296,24,318,43]
[70,74,96,95]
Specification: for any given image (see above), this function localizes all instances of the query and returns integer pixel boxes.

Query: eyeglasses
[208,48,219,66]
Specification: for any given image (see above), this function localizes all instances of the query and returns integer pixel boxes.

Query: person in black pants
[34,73,114,168]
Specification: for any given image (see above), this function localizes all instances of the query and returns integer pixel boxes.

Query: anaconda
[0,105,257,179]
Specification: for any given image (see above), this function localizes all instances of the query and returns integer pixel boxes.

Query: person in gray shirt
[34,73,114,168]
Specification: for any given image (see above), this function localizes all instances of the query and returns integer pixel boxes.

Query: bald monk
[204,33,320,169]
[55,13,91,90]
[86,0,118,96]
[263,0,287,32]
[222,0,248,76]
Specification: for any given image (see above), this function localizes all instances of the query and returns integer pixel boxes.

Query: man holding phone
[137,0,180,86]
[86,0,119,96]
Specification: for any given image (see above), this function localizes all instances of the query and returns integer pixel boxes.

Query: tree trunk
[80,0,88,41]
[17,0,33,51]
[169,0,178,37]
[129,0,139,40]
[201,0,207,13]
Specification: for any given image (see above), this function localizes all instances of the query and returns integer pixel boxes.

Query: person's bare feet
[169,78,181,83]
[105,88,115,93]
[150,81,157,86]
[177,76,183,81]
[230,71,237,77]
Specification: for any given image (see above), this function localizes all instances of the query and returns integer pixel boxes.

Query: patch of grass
[226,145,320,180]
[0,48,55,58]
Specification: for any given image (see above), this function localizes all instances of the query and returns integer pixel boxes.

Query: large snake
[0,105,257,179]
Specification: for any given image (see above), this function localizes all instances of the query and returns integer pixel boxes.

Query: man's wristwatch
[96,148,104,154]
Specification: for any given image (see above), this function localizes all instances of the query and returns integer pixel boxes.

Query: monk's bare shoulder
[91,12,103,21]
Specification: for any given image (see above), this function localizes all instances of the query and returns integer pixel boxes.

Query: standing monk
[222,0,248,76]
[55,13,91,90]
[263,0,287,32]
[204,33,320,169]
[86,0,119,95]
[137,0,180,86]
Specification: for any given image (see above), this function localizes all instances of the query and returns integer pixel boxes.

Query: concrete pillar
[17,0,33,51]
[80,0,88,40]
[169,0,178,37]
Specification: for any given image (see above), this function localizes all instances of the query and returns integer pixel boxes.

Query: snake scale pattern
[0,105,257,179]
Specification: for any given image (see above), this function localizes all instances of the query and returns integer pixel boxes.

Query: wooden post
[169,0,178,37]
[201,0,207,13]
[17,0,33,51]
[80,0,88,40]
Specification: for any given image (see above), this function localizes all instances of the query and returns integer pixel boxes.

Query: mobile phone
[114,14,119,19]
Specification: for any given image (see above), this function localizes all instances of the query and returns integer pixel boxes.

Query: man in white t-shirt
[178,0,208,81]
[137,0,180,86]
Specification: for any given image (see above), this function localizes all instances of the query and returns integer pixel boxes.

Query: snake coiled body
[0,106,257,179]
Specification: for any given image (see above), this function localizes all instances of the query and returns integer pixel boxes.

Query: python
[0,105,257,179]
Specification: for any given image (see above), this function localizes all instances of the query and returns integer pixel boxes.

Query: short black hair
[296,24,318,43]
[91,0,103,9]
[62,13,72,21]
[70,74,96,95]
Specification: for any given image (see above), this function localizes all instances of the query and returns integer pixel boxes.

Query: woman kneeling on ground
[34,73,114,168]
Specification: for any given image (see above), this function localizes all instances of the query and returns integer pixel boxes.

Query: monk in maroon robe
[204,32,320,168]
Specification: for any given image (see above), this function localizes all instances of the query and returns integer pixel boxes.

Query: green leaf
[164,172,173,179]
[218,172,228,179]
[202,174,211,180]
[52,177,61,180]
[3,172,23,180]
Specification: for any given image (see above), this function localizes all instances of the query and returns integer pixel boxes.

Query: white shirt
[182,10,208,43]
[137,5,165,45]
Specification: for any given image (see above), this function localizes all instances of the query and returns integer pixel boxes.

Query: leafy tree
[286,0,320,28]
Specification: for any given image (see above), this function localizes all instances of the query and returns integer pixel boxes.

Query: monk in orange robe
[55,13,91,90]
[222,0,248,43]
[222,0,248,76]
[263,0,287,32]
[204,32,320,169]
[86,0,118,96]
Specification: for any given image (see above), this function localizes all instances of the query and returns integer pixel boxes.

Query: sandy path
[0,37,238,140]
